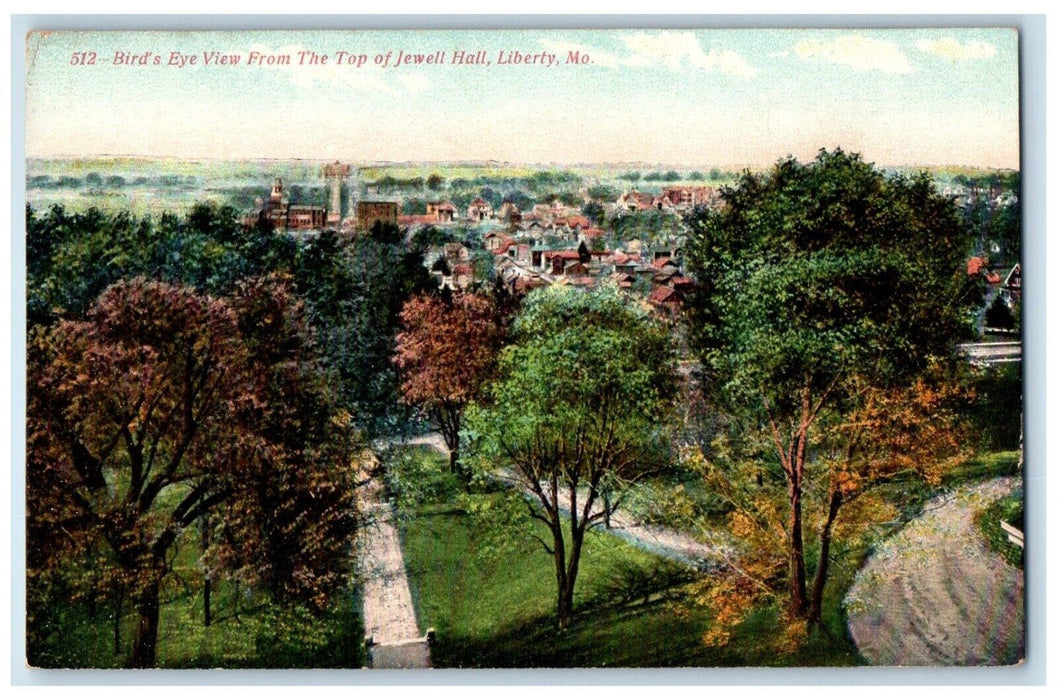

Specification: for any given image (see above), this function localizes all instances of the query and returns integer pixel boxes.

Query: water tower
[322,161,350,226]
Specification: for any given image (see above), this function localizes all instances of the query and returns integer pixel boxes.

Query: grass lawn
[390,445,861,668]
[29,536,363,669]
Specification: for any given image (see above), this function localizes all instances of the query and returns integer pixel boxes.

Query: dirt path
[845,476,1024,666]
[356,467,431,669]
[402,433,731,569]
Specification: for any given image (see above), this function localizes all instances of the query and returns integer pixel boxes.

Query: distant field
[24,157,1014,217]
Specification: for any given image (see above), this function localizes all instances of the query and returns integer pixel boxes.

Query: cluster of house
[241,177,328,232]
[426,229,693,316]
[242,167,715,316]
[942,183,1019,208]
[614,185,722,213]
[394,184,720,231]
[390,186,720,316]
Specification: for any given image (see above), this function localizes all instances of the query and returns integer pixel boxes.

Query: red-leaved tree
[27,276,358,667]
[393,292,505,475]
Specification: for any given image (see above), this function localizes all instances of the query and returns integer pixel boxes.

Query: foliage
[426,173,445,191]
[253,594,364,668]
[393,292,507,474]
[683,149,979,629]
[466,283,677,627]
[294,224,437,437]
[984,295,1017,330]
[966,363,1022,451]
[976,488,1024,568]
[27,277,359,666]
[581,201,606,227]
[609,208,682,243]
[384,445,463,513]
[26,202,296,327]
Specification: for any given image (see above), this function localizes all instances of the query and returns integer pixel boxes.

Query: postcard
[22,25,1024,671]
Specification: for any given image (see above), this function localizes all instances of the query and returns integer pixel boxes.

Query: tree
[683,149,977,622]
[690,365,971,646]
[582,201,606,227]
[294,223,436,436]
[984,294,1017,330]
[393,292,506,475]
[27,277,359,667]
[466,284,677,628]
[427,173,445,191]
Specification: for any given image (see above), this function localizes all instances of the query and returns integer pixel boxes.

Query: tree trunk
[203,577,212,627]
[201,514,212,627]
[436,404,462,476]
[130,579,161,668]
[557,579,575,630]
[556,544,582,630]
[113,586,124,656]
[808,490,843,625]
[551,520,570,629]
[788,477,808,617]
[449,446,460,476]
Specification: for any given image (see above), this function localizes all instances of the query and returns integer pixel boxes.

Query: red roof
[564,215,590,228]
[452,263,473,275]
[671,276,695,290]
[582,228,606,238]
[544,250,583,260]
[651,257,677,270]
[967,256,987,276]
[647,286,680,305]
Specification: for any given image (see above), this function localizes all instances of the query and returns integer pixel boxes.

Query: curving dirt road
[845,476,1024,666]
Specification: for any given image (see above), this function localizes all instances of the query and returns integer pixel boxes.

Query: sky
[24,28,1020,169]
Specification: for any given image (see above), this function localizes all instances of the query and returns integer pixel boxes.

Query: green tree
[466,284,677,628]
[683,149,978,621]
[582,201,606,227]
[294,223,436,436]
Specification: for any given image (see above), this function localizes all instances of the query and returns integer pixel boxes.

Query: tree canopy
[683,149,978,622]
[394,292,507,475]
[466,283,677,628]
[27,276,359,667]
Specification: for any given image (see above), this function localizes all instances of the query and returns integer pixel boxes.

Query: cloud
[915,37,996,61]
[622,31,758,78]
[541,31,757,78]
[795,35,916,74]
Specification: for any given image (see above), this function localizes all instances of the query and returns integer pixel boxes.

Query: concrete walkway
[356,467,431,669]
[845,476,1024,666]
